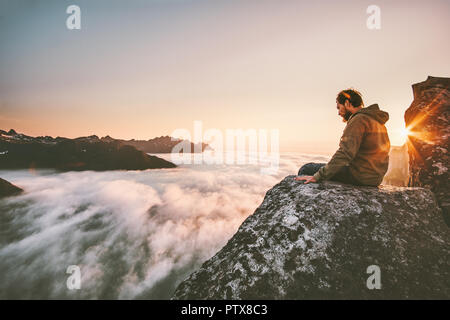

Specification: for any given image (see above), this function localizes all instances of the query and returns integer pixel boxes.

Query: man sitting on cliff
[295,89,390,187]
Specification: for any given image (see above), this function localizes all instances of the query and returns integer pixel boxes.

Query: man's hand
[293,175,317,184]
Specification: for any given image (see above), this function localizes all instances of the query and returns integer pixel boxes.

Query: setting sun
[390,126,411,146]
[399,127,411,145]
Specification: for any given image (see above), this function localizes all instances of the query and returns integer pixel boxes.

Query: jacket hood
[351,104,389,124]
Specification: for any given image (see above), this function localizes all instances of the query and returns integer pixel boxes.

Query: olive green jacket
[313,104,391,186]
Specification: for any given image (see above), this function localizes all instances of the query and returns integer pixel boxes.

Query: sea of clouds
[0,152,330,299]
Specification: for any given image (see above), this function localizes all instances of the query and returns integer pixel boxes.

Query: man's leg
[297,162,326,176]
[329,166,362,186]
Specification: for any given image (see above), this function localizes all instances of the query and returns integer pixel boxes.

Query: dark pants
[298,162,362,186]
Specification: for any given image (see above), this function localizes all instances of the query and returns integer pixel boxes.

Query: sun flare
[399,127,411,145]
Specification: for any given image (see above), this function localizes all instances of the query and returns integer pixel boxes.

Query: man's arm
[313,116,366,181]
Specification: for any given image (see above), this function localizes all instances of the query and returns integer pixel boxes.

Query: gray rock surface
[405,76,450,225]
[172,176,450,299]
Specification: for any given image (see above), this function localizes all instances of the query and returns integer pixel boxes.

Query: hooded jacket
[313,104,391,186]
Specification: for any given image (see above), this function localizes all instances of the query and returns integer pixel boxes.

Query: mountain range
[0,129,184,171]
[100,134,211,153]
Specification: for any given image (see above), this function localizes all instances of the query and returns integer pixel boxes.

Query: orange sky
[1,0,449,154]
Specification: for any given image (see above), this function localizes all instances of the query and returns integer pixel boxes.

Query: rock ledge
[172,176,450,299]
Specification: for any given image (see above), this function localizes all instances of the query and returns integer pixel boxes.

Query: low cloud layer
[0,152,329,299]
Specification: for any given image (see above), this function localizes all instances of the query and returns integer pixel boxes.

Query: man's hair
[336,89,364,108]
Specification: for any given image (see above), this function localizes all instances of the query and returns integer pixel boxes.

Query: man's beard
[342,111,352,122]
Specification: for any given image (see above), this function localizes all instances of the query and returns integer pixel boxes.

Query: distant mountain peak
[1,130,211,153]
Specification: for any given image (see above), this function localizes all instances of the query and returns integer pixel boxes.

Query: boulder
[0,178,23,198]
[405,76,450,225]
[172,176,450,299]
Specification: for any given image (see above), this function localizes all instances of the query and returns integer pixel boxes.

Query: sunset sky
[1,0,449,153]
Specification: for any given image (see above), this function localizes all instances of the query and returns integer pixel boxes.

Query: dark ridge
[0,130,176,171]
[0,178,23,198]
